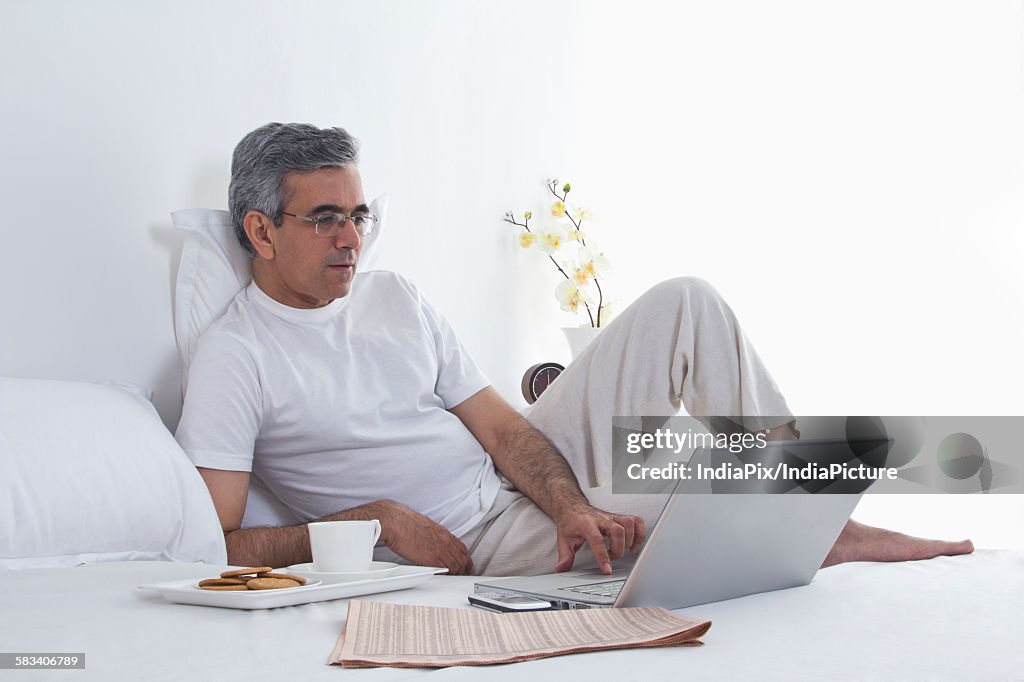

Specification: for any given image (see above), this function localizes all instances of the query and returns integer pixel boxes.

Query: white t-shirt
[175,272,502,539]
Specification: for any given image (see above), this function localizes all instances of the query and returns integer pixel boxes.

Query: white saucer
[286,561,400,581]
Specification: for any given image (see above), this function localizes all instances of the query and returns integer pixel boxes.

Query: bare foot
[821,519,974,568]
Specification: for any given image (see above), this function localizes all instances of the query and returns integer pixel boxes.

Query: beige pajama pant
[460,277,795,576]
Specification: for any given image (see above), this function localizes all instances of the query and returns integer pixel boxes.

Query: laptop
[475,438,884,610]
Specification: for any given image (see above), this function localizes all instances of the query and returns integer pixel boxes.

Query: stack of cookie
[198,567,309,591]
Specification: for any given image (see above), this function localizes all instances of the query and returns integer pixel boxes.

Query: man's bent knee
[641,276,726,312]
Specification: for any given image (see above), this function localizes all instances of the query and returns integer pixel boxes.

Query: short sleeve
[417,293,490,409]
[175,330,263,472]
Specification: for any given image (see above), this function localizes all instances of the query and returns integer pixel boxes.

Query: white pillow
[0,378,227,568]
[171,195,388,376]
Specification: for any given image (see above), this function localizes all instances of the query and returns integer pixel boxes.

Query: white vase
[562,326,603,360]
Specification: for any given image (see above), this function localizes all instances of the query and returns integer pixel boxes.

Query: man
[176,123,973,576]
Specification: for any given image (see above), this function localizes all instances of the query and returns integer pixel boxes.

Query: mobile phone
[468,591,553,613]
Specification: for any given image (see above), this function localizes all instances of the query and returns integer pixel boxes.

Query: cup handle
[371,519,382,545]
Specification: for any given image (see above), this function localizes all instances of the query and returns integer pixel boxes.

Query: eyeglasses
[281,211,379,237]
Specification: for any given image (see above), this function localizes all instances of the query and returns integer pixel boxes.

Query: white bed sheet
[1,551,1019,681]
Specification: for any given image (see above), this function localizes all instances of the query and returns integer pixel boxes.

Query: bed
[1,375,1020,680]
[1,212,1019,679]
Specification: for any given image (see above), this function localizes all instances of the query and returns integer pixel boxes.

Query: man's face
[252,165,366,308]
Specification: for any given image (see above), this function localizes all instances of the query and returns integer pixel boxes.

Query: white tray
[139,565,446,610]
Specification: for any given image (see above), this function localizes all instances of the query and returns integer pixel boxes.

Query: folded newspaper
[329,600,712,668]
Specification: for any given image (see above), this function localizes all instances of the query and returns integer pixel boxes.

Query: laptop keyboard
[564,579,626,598]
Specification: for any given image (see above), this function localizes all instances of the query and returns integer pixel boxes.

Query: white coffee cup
[307,520,382,572]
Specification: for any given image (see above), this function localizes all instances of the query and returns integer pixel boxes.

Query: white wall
[1,1,1020,547]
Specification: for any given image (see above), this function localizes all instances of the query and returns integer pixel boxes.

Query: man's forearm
[224,500,392,567]
[451,387,644,573]
[450,387,593,522]
[490,417,591,521]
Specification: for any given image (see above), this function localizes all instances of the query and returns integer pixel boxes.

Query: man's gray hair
[229,122,360,256]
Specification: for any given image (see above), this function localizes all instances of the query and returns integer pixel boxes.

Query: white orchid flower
[537,224,569,254]
[570,261,590,286]
[572,206,592,222]
[555,280,591,313]
[579,243,611,278]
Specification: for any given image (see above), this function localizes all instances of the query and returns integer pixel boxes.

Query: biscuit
[220,567,273,578]
[256,572,307,585]
[199,584,249,591]
[246,577,301,590]
[198,578,247,587]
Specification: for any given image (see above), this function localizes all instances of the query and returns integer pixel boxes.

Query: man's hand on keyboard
[553,502,646,575]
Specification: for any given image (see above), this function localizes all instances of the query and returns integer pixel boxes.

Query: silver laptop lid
[615,491,859,608]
